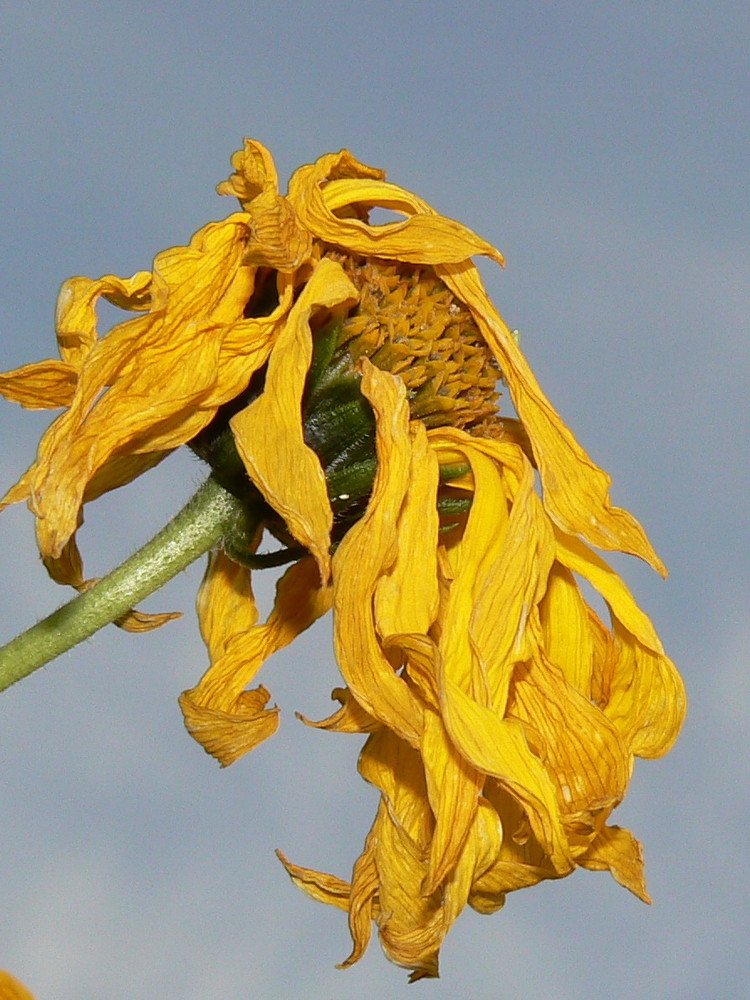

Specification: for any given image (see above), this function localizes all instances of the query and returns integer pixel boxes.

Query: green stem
[0,476,249,693]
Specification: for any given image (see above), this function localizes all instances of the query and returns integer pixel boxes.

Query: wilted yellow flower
[0,970,35,1000]
[0,139,685,979]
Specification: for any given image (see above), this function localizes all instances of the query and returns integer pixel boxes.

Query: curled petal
[243,188,312,271]
[288,150,504,266]
[218,138,312,270]
[179,684,279,767]
[111,606,182,633]
[41,531,85,588]
[181,554,332,765]
[55,271,152,368]
[296,686,380,734]
[217,138,282,206]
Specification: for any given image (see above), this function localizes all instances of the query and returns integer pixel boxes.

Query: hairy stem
[0,476,250,692]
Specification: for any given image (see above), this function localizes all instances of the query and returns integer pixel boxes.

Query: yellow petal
[429,434,513,707]
[469,857,557,913]
[196,548,260,656]
[111,605,182,633]
[430,430,556,713]
[374,801,442,981]
[421,705,483,895]
[358,727,433,847]
[82,449,172,503]
[340,824,380,968]
[181,554,332,765]
[0,360,78,409]
[578,824,652,902]
[384,632,440,709]
[437,260,666,574]
[332,361,424,745]
[446,796,504,916]
[604,619,687,758]
[508,640,631,841]
[216,138,282,206]
[438,677,572,874]
[218,138,312,270]
[554,527,664,653]
[472,781,563,908]
[55,271,152,368]
[287,149,504,266]
[24,215,260,560]
[296,686,380,734]
[275,848,352,912]
[231,257,357,580]
[373,419,440,636]
[0,970,36,1000]
[242,187,312,271]
[538,562,596,696]
[178,683,279,766]
[41,532,84,587]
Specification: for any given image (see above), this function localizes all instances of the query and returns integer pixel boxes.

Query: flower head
[0,140,686,979]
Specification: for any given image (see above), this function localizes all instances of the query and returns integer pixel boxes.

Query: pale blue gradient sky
[1,3,748,998]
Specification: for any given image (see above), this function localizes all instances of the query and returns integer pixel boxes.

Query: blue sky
[1,3,748,998]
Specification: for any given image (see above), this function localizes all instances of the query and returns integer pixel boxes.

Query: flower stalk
[0,476,248,692]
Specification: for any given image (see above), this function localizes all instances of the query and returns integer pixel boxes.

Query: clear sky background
[1,3,747,999]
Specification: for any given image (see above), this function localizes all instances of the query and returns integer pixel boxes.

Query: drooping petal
[331,361,425,746]
[180,553,332,765]
[603,618,686,758]
[437,676,572,874]
[578,823,652,902]
[507,639,631,845]
[429,433,513,706]
[372,418,440,636]
[554,527,664,653]
[231,257,358,581]
[21,215,268,560]
[538,562,597,696]
[420,704,483,895]
[357,730,442,979]
[437,260,667,575]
